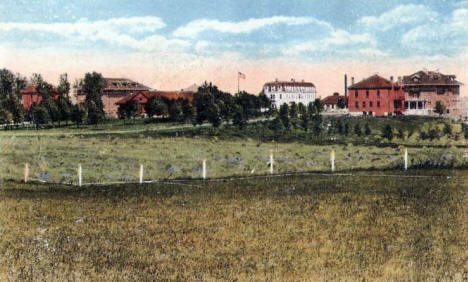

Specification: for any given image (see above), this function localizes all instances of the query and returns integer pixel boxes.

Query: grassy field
[1,171,467,280]
[2,131,468,184]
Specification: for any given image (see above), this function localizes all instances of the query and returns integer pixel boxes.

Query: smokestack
[351,77,355,85]
[344,74,348,97]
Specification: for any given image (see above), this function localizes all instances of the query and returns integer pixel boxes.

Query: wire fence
[1,133,468,187]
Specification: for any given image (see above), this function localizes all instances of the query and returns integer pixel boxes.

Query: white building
[263,79,317,108]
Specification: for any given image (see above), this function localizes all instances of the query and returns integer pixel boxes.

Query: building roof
[402,70,461,86]
[322,93,347,105]
[115,90,195,105]
[20,84,59,95]
[181,83,199,92]
[76,77,152,95]
[348,74,394,89]
[264,79,315,88]
[103,78,151,91]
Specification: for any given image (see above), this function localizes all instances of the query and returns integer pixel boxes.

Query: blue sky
[0,0,467,94]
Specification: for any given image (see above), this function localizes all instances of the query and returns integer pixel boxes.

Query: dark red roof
[402,70,461,86]
[264,80,315,88]
[348,74,393,89]
[322,93,346,105]
[20,85,59,96]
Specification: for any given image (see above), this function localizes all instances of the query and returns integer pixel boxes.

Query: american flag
[238,72,246,79]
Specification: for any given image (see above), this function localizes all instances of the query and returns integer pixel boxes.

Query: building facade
[348,74,405,117]
[74,78,152,117]
[115,90,195,117]
[322,92,348,114]
[21,85,59,111]
[263,79,316,108]
[402,70,461,116]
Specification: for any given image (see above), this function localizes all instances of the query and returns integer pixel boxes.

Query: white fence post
[139,164,144,184]
[202,159,207,179]
[330,150,335,172]
[269,150,274,174]
[24,163,29,183]
[78,164,82,187]
[404,148,408,171]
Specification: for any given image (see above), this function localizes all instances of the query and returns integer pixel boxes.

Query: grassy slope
[0,171,467,280]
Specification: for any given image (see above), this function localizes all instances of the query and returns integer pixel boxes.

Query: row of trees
[117,82,272,127]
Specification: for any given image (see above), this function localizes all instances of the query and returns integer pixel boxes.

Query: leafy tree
[193,82,226,126]
[443,123,452,136]
[354,123,362,137]
[168,100,184,122]
[364,123,371,136]
[43,100,61,125]
[344,123,349,136]
[271,117,285,139]
[206,102,221,127]
[126,100,140,120]
[279,103,290,129]
[258,91,272,114]
[71,104,87,128]
[434,101,446,116]
[178,98,194,121]
[428,128,440,140]
[299,103,308,131]
[337,120,344,135]
[232,105,247,129]
[0,69,26,124]
[57,98,71,125]
[337,97,346,109]
[313,99,324,115]
[83,72,105,124]
[32,105,51,127]
[289,102,298,119]
[0,109,13,125]
[311,114,323,135]
[397,128,405,140]
[462,123,468,139]
[382,124,393,140]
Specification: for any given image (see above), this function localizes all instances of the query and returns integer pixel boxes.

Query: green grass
[3,132,468,184]
[1,171,467,280]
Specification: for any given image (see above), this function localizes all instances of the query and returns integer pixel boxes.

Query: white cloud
[359,4,438,31]
[401,8,468,54]
[0,17,190,52]
[173,16,328,38]
[283,29,377,56]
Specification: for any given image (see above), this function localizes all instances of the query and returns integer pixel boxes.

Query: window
[410,101,416,109]
[270,94,275,99]
[355,91,358,98]
[417,101,423,109]
[377,101,381,108]
[366,90,369,98]
[355,101,359,108]
[377,90,380,97]
[363,101,366,108]
[404,101,409,109]
[369,101,373,107]
[280,94,282,99]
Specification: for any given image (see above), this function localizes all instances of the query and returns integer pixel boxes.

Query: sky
[0,0,467,97]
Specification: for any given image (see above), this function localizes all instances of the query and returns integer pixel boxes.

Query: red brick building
[115,90,195,116]
[402,70,461,116]
[21,85,59,110]
[74,78,152,118]
[348,74,405,117]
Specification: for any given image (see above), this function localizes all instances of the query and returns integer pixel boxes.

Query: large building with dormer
[263,79,316,108]
[74,78,152,117]
[402,70,461,116]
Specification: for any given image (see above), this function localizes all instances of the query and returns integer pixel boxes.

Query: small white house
[263,78,317,108]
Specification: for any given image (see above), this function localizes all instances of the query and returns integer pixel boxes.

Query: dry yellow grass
[0,171,467,280]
